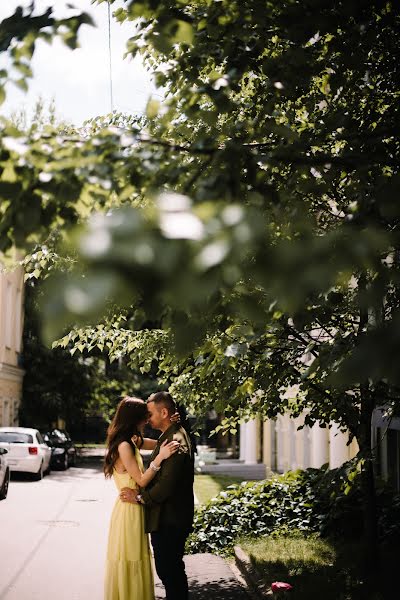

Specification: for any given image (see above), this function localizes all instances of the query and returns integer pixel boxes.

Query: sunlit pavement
[0,464,250,600]
[0,464,116,600]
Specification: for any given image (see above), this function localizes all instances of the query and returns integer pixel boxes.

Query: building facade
[0,265,24,427]
[240,410,400,492]
[373,408,400,491]
[240,413,359,473]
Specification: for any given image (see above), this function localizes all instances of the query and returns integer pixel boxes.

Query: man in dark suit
[121,391,194,600]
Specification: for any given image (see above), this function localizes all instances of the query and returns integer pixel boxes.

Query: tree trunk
[359,385,379,577]
[356,276,379,577]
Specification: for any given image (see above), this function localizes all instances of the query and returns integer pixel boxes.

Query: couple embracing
[104,392,194,600]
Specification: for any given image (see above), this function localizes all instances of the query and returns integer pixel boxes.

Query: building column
[243,419,258,464]
[289,419,297,470]
[303,425,312,469]
[262,420,275,471]
[329,423,349,468]
[239,422,247,461]
[310,422,329,468]
[276,415,290,473]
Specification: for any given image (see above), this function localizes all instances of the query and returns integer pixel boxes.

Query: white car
[0,447,10,499]
[0,427,51,480]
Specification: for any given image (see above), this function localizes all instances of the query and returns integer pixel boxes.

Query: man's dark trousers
[151,525,189,600]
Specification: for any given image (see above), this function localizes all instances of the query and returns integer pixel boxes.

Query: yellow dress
[104,448,155,600]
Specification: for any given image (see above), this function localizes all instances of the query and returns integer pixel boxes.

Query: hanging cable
[107,1,114,112]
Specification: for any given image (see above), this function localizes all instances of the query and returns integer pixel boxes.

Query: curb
[234,545,272,598]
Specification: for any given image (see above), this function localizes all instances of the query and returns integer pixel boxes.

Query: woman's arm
[141,438,158,450]
[118,440,179,488]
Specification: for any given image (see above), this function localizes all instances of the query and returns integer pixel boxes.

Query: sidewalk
[198,459,266,480]
[155,553,251,599]
[195,447,266,480]
[76,449,254,598]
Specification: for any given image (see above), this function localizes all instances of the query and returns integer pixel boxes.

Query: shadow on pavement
[155,554,251,600]
[156,581,249,600]
[189,581,250,599]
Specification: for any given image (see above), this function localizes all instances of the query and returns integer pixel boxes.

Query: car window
[0,432,33,443]
[36,432,44,444]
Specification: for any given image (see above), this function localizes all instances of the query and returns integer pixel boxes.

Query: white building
[0,264,25,427]
[240,408,400,492]
[240,414,359,475]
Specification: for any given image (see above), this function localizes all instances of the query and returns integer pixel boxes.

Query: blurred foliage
[1,0,400,562]
[21,250,160,432]
[1,0,398,454]
[21,279,93,430]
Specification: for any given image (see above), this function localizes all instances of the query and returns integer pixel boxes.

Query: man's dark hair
[147,391,176,416]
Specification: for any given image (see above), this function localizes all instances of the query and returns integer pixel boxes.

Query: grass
[241,534,336,571]
[194,474,247,504]
[239,534,396,600]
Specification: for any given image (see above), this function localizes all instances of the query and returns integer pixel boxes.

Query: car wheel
[62,453,69,470]
[0,469,9,500]
[44,462,51,476]
[33,461,44,481]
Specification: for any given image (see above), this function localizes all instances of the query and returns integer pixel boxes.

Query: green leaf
[146,98,160,119]
[13,78,28,92]
[172,20,194,45]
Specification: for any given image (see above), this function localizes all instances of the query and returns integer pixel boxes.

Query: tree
[1,0,400,579]
[21,278,94,430]
[21,245,162,436]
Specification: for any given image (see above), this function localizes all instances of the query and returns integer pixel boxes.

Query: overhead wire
[106,1,164,114]
[107,0,114,112]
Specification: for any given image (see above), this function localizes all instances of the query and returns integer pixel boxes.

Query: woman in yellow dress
[104,396,180,600]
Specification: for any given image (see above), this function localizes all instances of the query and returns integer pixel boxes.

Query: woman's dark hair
[104,396,149,478]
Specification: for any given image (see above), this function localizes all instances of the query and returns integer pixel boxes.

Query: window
[387,429,400,492]
[0,432,33,443]
[2,400,10,427]
[36,432,44,444]
[15,288,22,352]
[4,281,13,349]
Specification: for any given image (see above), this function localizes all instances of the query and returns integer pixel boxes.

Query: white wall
[250,413,358,473]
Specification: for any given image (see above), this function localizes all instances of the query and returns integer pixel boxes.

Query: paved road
[0,464,114,600]
[0,464,250,600]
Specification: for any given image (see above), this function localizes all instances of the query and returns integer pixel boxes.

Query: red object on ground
[271,581,293,592]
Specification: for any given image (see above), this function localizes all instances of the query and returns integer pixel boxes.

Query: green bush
[187,464,400,554]
[187,469,325,554]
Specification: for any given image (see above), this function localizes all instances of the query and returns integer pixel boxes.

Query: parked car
[0,427,51,480]
[43,429,77,470]
[0,447,10,500]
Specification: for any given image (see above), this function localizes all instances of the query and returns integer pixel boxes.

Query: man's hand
[120,487,140,504]
[170,411,181,423]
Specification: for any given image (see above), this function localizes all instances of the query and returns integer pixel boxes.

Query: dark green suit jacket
[141,423,194,534]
